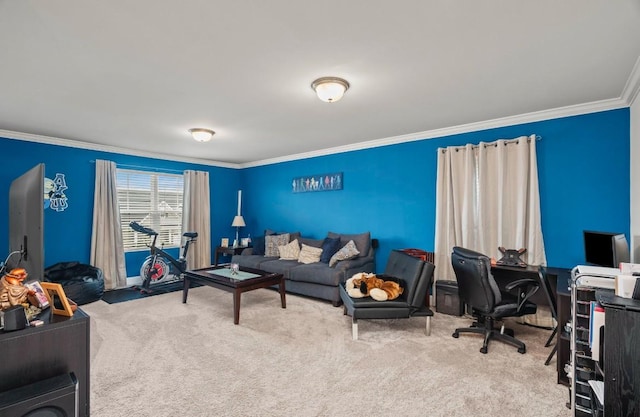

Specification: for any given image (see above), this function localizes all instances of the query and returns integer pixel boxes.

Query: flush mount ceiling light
[311,77,350,103]
[189,128,215,142]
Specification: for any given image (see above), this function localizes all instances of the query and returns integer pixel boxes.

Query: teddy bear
[345,272,403,301]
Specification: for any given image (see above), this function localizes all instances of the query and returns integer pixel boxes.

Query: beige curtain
[434,135,546,281]
[90,160,127,290]
[182,170,211,269]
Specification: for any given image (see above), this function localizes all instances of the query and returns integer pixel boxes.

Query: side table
[214,246,249,266]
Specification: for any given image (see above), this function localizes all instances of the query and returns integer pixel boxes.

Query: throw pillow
[327,231,371,257]
[298,244,323,264]
[329,240,360,267]
[278,239,300,260]
[320,237,341,264]
[265,233,290,257]
[252,235,266,256]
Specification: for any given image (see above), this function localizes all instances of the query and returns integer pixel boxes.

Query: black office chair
[340,250,435,340]
[451,246,539,354]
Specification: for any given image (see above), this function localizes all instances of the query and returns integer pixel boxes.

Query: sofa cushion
[231,254,276,269]
[298,244,323,264]
[288,262,345,286]
[279,239,300,260]
[328,231,371,257]
[320,237,341,264]
[299,237,324,248]
[265,233,290,257]
[329,240,360,267]
[258,259,300,278]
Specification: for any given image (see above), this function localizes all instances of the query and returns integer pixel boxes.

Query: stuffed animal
[0,268,35,310]
[345,272,403,301]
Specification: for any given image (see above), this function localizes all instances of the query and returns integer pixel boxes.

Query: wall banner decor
[44,173,69,212]
[292,172,342,193]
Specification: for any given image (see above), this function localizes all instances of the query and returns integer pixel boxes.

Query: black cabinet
[0,308,90,416]
[597,293,640,417]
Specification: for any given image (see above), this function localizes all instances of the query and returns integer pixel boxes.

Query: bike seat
[129,221,158,236]
[183,232,198,239]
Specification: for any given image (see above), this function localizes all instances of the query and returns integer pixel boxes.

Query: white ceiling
[2,1,640,167]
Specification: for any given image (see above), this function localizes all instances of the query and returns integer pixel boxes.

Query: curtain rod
[438,134,542,153]
[90,160,185,175]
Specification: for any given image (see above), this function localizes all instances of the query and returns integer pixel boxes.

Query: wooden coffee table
[183,266,285,324]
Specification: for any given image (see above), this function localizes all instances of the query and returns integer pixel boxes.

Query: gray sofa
[231,231,377,306]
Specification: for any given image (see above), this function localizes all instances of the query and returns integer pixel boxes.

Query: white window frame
[116,169,184,251]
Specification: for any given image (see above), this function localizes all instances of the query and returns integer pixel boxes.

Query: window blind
[116,169,184,251]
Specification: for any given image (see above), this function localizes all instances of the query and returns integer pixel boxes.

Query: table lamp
[231,214,246,248]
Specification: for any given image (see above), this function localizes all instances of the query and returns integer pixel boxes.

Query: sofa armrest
[335,244,376,275]
[336,256,372,271]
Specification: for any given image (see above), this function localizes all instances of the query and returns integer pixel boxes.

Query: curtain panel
[182,170,211,269]
[90,160,127,290]
[434,135,546,281]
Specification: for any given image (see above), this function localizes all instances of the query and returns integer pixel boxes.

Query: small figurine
[0,268,36,310]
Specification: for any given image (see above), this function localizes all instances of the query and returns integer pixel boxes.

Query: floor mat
[101,279,200,304]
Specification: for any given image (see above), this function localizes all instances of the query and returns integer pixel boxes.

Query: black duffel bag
[44,261,105,305]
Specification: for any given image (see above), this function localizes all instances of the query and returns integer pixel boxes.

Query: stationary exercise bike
[129,221,198,294]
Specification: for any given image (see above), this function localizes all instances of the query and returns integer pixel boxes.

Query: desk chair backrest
[384,250,434,309]
[451,246,502,313]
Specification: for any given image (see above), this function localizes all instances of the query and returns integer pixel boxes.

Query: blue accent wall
[0,108,630,278]
[242,109,630,272]
[0,137,241,278]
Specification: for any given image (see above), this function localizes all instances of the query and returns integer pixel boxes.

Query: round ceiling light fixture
[311,77,350,103]
[189,128,215,142]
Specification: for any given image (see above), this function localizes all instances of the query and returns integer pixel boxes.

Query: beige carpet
[82,286,571,417]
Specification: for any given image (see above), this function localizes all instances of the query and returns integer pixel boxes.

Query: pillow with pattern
[298,244,323,264]
[329,240,360,267]
[265,233,290,257]
[278,239,300,260]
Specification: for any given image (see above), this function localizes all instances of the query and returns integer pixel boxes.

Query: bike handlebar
[129,221,158,236]
[130,221,197,240]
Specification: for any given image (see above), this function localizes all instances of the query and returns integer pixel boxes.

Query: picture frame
[24,280,50,309]
[40,282,75,316]
[292,172,343,193]
[221,238,229,248]
[241,237,249,247]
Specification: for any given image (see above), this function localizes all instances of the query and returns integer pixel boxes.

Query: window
[117,169,184,251]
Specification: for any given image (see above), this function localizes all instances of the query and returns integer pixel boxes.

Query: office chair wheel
[480,346,488,354]
[518,346,526,354]
[452,331,459,338]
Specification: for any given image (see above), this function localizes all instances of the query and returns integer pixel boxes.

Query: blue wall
[0,108,631,278]
[242,109,631,272]
[0,137,241,277]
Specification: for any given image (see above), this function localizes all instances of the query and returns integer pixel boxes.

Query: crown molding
[242,97,628,168]
[622,55,640,106]
[0,129,240,169]
[4,54,638,171]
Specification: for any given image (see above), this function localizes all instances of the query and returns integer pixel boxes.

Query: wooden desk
[214,246,249,266]
[490,264,549,307]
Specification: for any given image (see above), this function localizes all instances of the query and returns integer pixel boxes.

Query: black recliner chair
[339,250,435,340]
[451,246,539,354]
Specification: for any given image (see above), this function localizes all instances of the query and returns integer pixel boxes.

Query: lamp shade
[311,77,350,103]
[231,215,246,227]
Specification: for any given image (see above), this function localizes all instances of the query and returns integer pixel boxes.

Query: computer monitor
[583,230,630,268]
[7,163,45,280]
